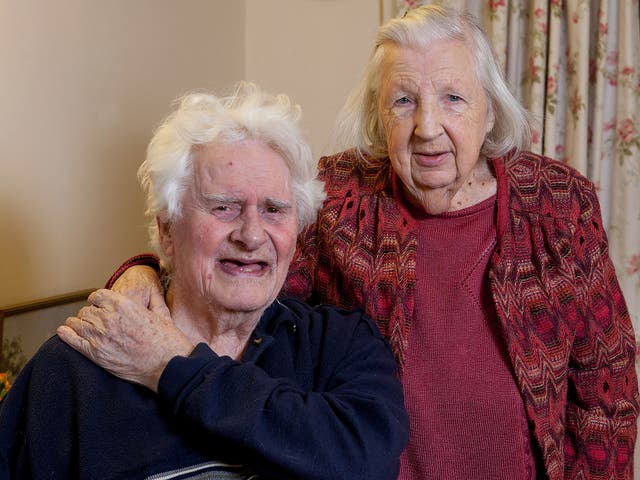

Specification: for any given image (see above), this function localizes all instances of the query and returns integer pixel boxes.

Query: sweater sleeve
[493,153,638,478]
[281,221,319,302]
[104,252,161,288]
[281,154,338,303]
[563,183,639,478]
[282,151,360,304]
[156,310,408,480]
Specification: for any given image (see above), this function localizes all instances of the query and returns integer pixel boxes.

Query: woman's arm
[104,253,169,317]
[281,221,320,302]
[58,289,192,391]
[563,185,639,478]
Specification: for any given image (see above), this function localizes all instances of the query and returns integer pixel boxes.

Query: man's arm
[58,289,192,391]
[155,308,408,480]
[58,292,408,479]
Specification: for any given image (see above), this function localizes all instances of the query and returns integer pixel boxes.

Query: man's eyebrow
[265,198,293,209]
[201,193,292,208]
[201,193,239,203]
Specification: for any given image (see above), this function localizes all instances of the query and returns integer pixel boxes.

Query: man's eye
[210,204,238,217]
[266,206,280,214]
[448,94,462,102]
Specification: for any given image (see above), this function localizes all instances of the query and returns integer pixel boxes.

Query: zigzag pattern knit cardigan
[284,149,639,479]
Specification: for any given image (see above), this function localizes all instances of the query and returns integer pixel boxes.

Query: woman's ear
[157,217,174,257]
[485,100,496,135]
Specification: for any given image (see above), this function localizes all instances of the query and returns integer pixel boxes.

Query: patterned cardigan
[111,149,638,478]
[283,149,639,479]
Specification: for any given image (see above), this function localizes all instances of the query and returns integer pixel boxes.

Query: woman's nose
[414,102,443,140]
[230,209,267,250]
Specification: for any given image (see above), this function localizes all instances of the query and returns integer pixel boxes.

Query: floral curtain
[392,0,640,352]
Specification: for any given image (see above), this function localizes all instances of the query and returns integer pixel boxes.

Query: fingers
[102,269,170,318]
[148,288,171,318]
[57,323,79,344]
[112,265,161,308]
[63,314,91,338]
[57,322,94,361]
[88,288,117,309]
[68,306,108,339]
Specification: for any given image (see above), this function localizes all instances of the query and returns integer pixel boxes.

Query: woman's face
[378,40,495,214]
[159,139,298,319]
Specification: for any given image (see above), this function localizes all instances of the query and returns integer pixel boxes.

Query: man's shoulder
[31,335,87,365]
[23,335,113,389]
[276,297,382,340]
[0,336,86,414]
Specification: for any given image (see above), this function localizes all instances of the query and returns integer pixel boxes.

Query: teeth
[221,259,267,273]
[224,259,263,265]
[238,263,264,273]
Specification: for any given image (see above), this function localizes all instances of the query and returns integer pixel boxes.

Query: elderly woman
[0,83,408,479]
[58,5,638,480]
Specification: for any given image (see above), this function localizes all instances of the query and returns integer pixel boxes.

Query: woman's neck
[402,157,497,215]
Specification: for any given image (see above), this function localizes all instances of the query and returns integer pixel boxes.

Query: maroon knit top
[398,193,537,479]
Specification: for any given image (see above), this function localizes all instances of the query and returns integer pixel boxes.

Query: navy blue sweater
[0,298,408,479]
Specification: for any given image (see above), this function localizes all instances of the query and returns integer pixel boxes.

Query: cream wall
[1,0,379,356]
[3,2,639,474]
[0,0,378,308]
[0,0,245,307]
[244,0,378,157]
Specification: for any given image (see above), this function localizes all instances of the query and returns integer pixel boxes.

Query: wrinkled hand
[57,289,194,392]
[112,265,170,318]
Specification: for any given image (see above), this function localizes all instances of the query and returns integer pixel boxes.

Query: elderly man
[0,83,408,480]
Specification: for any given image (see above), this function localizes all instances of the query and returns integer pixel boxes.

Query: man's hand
[112,265,170,318]
[57,289,193,392]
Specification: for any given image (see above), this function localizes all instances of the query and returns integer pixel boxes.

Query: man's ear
[157,217,174,257]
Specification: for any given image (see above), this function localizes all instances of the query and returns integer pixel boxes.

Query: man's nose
[230,208,267,250]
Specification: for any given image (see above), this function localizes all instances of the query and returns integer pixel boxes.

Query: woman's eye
[448,94,462,102]
[394,96,411,105]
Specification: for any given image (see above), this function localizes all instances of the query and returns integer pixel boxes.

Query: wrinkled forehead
[378,10,471,50]
[374,18,477,80]
[380,40,480,84]
[191,139,294,199]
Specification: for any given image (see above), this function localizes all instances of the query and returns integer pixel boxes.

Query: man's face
[160,139,298,317]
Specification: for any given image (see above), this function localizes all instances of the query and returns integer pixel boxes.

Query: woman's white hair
[334,4,532,160]
[139,81,326,268]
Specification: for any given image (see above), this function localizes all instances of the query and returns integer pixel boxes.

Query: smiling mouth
[219,259,270,275]
[413,151,449,167]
